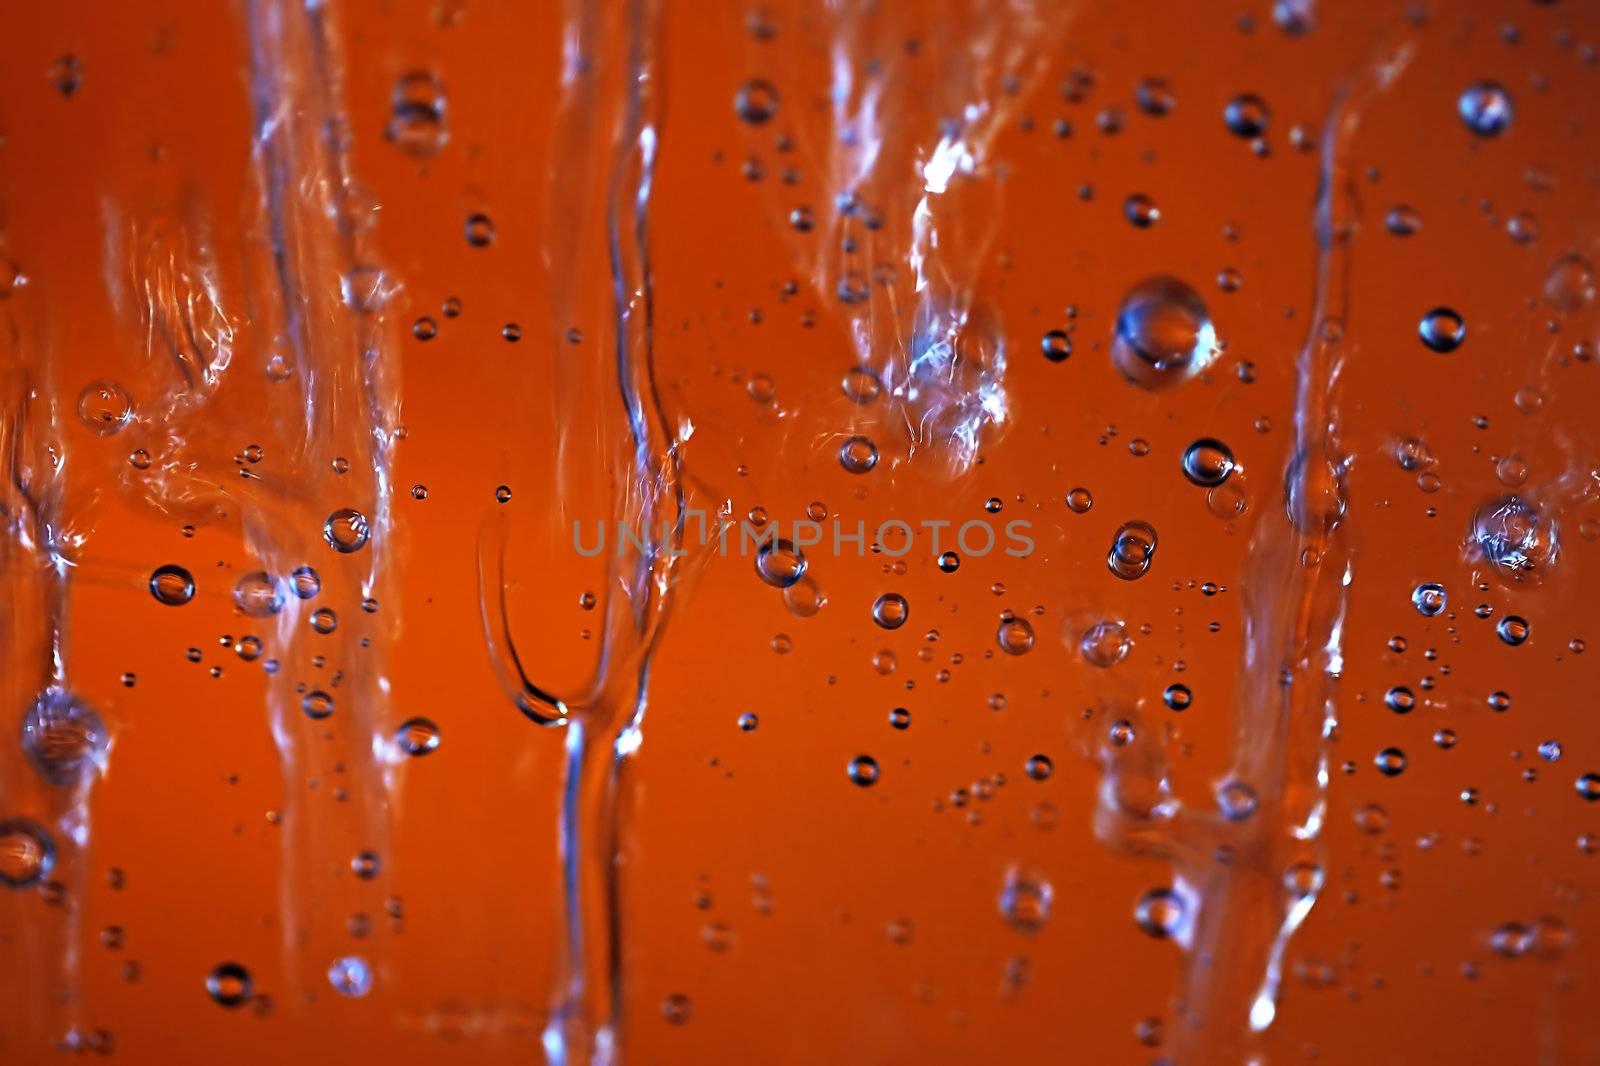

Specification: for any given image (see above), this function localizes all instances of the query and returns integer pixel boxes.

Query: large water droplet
[1111,277,1217,390]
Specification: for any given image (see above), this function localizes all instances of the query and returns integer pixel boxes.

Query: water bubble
[937,551,961,573]
[1412,583,1447,617]
[1418,308,1466,353]
[871,593,909,630]
[847,755,880,787]
[395,717,440,757]
[1111,277,1218,390]
[1081,621,1131,668]
[1375,747,1408,776]
[77,379,132,436]
[755,538,806,589]
[309,607,338,635]
[1065,487,1093,513]
[888,707,911,730]
[1496,615,1530,646]
[1041,329,1072,362]
[235,636,263,662]
[149,565,195,607]
[735,80,779,124]
[387,71,447,157]
[0,820,55,888]
[999,868,1053,933]
[1107,520,1158,580]
[1458,82,1513,137]
[324,508,371,553]
[1025,755,1053,781]
[997,614,1036,656]
[327,955,373,997]
[1163,682,1192,710]
[1576,773,1600,801]
[1224,93,1270,137]
[839,435,879,474]
[21,690,108,786]
[1134,887,1187,939]
[302,690,335,721]
[205,963,253,1008]
[1472,495,1557,582]
[1181,439,1236,487]
[1539,740,1562,762]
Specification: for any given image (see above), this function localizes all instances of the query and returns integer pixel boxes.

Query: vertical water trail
[237,0,403,1002]
[742,1,1071,478]
[0,268,108,1051]
[1089,36,1415,1064]
[471,0,682,1061]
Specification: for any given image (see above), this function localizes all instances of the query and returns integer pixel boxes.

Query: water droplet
[1041,329,1072,362]
[1544,253,1595,311]
[1124,193,1160,227]
[1459,82,1513,137]
[1066,487,1093,513]
[735,80,778,124]
[1163,682,1192,710]
[1182,439,1236,487]
[1134,77,1175,116]
[839,435,879,474]
[1576,773,1600,802]
[1217,780,1259,820]
[871,592,909,630]
[1000,867,1053,933]
[1418,307,1466,353]
[327,955,373,997]
[324,508,371,553]
[0,820,54,888]
[1472,495,1557,582]
[1107,520,1158,580]
[755,539,806,589]
[1025,754,1053,781]
[1111,277,1218,390]
[1224,93,1270,138]
[21,690,108,786]
[997,614,1036,656]
[302,690,335,721]
[464,213,495,248]
[309,607,338,635]
[1081,621,1132,668]
[1134,886,1187,938]
[841,365,882,404]
[1412,583,1447,617]
[149,565,195,607]
[233,572,284,617]
[1497,615,1530,646]
[1385,204,1421,237]
[1375,747,1408,776]
[848,755,880,787]
[661,993,692,1025]
[1385,686,1416,713]
[77,379,132,436]
[387,71,447,157]
[352,851,381,879]
[206,963,253,1008]
[290,566,322,599]
[395,717,440,756]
